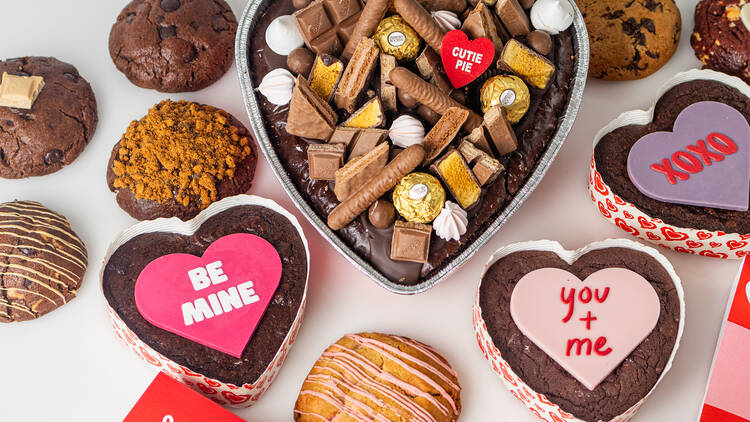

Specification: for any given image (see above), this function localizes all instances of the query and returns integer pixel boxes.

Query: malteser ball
[287,48,315,75]
[368,200,396,229]
[526,30,553,56]
[417,105,441,126]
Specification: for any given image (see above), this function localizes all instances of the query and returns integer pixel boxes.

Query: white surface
[0,1,738,420]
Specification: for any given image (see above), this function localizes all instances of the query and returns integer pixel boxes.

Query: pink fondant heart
[510,267,661,390]
[628,101,750,211]
[441,30,495,88]
[135,233,282,358]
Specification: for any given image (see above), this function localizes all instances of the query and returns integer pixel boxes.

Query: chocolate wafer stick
[393,0,446,52]
[342,0,390,60]
[328,145,426,230]
[389,67,482,130]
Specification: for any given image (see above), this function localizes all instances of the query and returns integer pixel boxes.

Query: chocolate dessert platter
[237,0,589,293]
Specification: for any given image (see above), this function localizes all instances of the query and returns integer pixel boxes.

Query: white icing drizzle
[0,201,87,321]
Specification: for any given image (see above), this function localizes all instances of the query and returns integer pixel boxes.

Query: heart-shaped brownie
[591,69,750,259]
[238,0,588,292]
[474,239,684,422]
[101,195,309,408]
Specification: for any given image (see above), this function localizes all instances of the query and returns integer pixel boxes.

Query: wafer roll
[390,67,482,130]
[393,0,446,52]
[342,0,391,60]
[328,145,426,230]
[419,0,468,14]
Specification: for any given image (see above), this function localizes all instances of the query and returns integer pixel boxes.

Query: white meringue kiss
[530,0,574,35]
[434,201,468,242]
[257,68,296,106]
[389,115,425,148]
[265,15,304,55]
[432,10,461,33]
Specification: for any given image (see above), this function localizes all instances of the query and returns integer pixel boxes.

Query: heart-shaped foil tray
[235,0,589,294]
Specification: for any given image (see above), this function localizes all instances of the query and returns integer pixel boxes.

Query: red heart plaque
[441,30,495,89]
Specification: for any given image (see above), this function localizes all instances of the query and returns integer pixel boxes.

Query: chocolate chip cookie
[691,0,750,84]
[577,0,682,80]
[0,57,98,179]
[109,0,238,92]
[0,201,88,323]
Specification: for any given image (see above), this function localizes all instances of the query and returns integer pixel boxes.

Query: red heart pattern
[588,154,750,259]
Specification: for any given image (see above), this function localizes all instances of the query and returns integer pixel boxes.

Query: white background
[0,0,739,420]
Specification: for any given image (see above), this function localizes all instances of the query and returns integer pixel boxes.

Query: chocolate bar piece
[380,53,398,113]
[458,139,485,164]
[294,0,363,56]
[287,75,338,141]
[432,148,482,209]
[348,128,388,161]
[464,126,494,157]
[308,143,346,180]
[416,48,452,94]
[329,127,360,147]
[390,220,432,263]
[473,154,503,185]
[495,0,531,36]
[0,72,44,109]
[462,2,505,56]
[498,38,556,90]
[334,38,380,113]
[484,105,518,155]
[422,106,470,164]
[309,54,344,102]
[343,97,385,129]
[334,141,389,200]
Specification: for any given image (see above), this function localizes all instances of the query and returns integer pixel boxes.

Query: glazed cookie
[577,0,681,80]
[109,0,237,92]
[0,57,98,178]
[294,332,462,421]
[107,100,257,221]
[0,201,87,322]
[691,0,750,84]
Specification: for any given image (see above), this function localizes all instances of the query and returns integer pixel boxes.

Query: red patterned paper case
[100,195,310,408]
[589,69,750,259]
[473,239,685,422]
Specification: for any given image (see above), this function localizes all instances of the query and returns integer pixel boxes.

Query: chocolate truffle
[287,48,315,75]
[526,30,552,56]
[368,199,396,228]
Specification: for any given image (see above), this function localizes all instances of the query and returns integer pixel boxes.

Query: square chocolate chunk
[308,143,346,180]
[390,221,432,263]
[294,0,363,56]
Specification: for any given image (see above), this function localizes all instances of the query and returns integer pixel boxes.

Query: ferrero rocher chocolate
[393,172,445,223]
[373,15,422,61]
[480,75,530,124]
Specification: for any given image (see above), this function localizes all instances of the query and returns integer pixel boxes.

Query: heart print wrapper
[589,69,750,259]
[473,239,685,422]
[101,195,310,408]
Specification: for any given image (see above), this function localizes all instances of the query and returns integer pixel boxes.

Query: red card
[698,258,750,421]
[124,373,245,422]
[441,30,495,88]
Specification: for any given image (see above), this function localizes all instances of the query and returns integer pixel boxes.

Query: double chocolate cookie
[691,0,750,84]
[577,0,681,80]
[0,201,88,323]
[109,0,238,92]
[0,57,98,178]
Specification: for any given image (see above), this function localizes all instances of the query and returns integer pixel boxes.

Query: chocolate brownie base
[595,79,750,233]
[102,205,307,386]
[479,248,680,422]
[249,0,575,285]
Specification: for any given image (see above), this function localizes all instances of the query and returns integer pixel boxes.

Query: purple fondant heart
[627,101,750,211]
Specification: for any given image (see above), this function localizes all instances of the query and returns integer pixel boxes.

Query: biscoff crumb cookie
[107,100,257,221]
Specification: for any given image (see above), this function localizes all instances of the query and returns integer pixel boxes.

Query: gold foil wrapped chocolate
[480,75,530,124]
[393,172,445,223]
[373,15,421,61]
